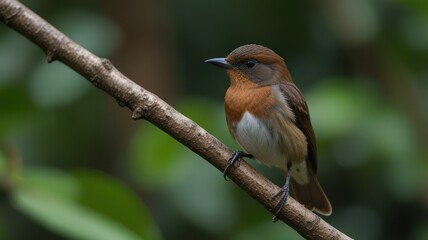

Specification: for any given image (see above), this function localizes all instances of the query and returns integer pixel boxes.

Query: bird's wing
[279,82,317,173]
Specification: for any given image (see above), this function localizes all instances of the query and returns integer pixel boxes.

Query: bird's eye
[245,59,257,69]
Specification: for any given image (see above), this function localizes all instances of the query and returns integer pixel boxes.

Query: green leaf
[12,167,161,240]
[73,170,162,240]
[19,167,79,200]
[14,187,142,240]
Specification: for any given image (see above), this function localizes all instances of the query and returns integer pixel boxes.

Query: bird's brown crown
[226,44,293,84]
[227,44,283,64]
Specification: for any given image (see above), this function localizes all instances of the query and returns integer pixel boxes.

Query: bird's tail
[290,166,332,216]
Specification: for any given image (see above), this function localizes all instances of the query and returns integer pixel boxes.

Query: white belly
[235,111,285,168]
[234,111,309,185]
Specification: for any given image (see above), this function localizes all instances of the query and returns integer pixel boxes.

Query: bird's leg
[271,162,292,222]
[223,151,253,181]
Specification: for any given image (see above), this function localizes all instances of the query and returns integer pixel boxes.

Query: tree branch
[0,0,352,239]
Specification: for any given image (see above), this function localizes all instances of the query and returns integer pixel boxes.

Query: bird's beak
[205,58,233,69]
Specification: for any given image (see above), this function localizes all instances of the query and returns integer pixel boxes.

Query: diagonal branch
[0,0,352,239]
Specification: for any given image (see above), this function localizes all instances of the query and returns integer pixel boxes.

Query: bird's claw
[271,186,290,222]
[271,162,292,222]
[223,151,253,181]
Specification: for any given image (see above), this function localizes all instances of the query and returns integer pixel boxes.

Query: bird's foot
[223,151,253,181]
[271,162,292,222]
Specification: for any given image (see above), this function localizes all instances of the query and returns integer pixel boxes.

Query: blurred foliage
[1,0,428,240]
[0,156,161,240]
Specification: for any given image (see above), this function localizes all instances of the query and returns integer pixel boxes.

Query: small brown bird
[205,44,332,219]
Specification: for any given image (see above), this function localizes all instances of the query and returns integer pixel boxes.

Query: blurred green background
[1,0,428,239]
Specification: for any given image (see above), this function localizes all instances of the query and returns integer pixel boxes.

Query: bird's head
[205,44,292,85]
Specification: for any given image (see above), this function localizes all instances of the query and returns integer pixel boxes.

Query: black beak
[205,58,233,69]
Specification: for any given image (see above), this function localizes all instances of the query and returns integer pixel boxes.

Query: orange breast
[224,71,276,125]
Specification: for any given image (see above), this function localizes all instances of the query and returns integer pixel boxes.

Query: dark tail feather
[290,167,332,216]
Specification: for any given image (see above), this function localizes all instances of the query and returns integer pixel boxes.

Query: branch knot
[102,58,113,71]
[132,106,145,120]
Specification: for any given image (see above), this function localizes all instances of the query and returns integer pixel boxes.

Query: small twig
[0,0,352,239]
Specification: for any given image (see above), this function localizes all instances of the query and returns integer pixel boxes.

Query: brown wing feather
[279,82,317,173]
[279,83,332,215]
